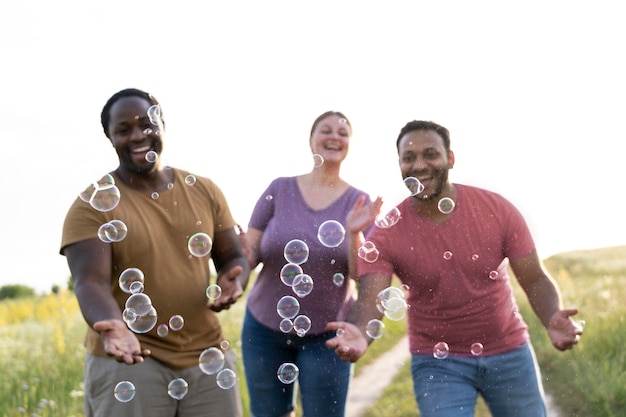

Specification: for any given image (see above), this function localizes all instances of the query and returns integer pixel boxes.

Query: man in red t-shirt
[327,120,582,417]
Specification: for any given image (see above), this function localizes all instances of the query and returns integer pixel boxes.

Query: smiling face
[398,129,455,201]
[107,96,165,175]
[309,114,351,165]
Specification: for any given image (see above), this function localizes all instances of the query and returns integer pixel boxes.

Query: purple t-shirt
[247,176,371,334]
[359,184,535,357]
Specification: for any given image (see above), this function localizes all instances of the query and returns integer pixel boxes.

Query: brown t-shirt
[60,168,236,369]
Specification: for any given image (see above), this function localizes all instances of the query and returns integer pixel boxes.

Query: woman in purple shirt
[241,111,381,417]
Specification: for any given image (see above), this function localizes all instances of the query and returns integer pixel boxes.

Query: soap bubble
[125,293,152,316]
[185,175,197,186]
[358,241,379,263]
[365,319,385,339]
[119,268,145,294]
[283,239,309,265]
[157,324,169,337]
[279,318,294,333]
[443,251,453,260]
[98,219,128,243]
[199,347,225,375]
[292,274,314,298]
[188,233,212,257]
[470,342,484,356]
[122,308,137,324]
[312,154,324,168]
[293,315,312,336]
[168,315,184,331]
[280,263,303,286]
[90,184,121,212]
[216,368,237,389]
[438,197,455,214]
[79,182,98,203]
[433,342,450,359]
[376,286,407,321]
[317,220,345,248]
[113,381,135,403]
[206,284,222,300]
[167,378,188,400]
[277,363,299,384]
[129,281,144,294]
[147,104,161,125]
[404,177,424,196]
[332,272,345,287]
[375,206,402,229]
[145,151,157,163]
[127,305,157,333]
[276,296,300,319]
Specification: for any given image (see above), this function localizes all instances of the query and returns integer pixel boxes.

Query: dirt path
[345,336,562,417]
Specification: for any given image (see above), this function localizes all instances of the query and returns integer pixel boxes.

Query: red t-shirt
[359,184,534,357]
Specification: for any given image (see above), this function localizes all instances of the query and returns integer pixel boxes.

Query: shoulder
[457,184,522,216]
[458,183,512,204]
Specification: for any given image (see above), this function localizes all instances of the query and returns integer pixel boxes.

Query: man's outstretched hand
[93,319,151,364]
[547,308,583,351]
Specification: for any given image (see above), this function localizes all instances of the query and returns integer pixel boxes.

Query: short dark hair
[310,111,352,138]
[396,120,450,153]
[100,88,161,137]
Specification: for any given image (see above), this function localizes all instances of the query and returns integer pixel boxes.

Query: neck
[307,163,342,186]
[411,183,456,220]
[115,164,173,192]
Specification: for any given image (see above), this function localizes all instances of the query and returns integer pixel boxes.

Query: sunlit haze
[1,1,624,293]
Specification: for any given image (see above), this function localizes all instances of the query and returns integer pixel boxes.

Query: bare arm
[64,238,150,364]
[239,226,263,270]
[326,272,392,362]
[345,195,383,281]
[209,226,252,312]
[510,249,583,351]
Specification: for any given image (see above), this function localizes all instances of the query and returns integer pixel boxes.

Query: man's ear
[448,150,455,168]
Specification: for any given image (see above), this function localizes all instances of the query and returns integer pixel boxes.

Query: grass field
[1,245,625,416]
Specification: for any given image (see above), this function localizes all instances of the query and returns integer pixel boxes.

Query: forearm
[524,275,563,329]
[347,231,364,281]
[217,256,251,291]
[347,274,389,338]
[74,281,122,328]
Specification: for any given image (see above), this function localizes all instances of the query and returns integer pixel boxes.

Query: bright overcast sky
[1,1,624,292]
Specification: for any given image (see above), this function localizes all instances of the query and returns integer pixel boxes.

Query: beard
[409,169,449,201]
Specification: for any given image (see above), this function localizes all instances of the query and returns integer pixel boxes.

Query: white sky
[1,0,625,293]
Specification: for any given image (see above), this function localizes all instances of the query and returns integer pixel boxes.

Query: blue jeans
[241,308,352,417]
[411,341,546,417]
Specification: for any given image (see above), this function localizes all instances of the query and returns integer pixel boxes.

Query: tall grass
[0,291,85,416]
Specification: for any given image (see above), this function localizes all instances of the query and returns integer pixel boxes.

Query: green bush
[0,284,35,300]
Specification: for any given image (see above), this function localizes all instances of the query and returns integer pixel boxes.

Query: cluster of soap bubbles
[114,345,238,403]
[274,219,348,338]
[357,241,380,263]
[123,293,157,334]
[80,174,121,212]
[98,219,128,243]
[198,347,238,389]
[376,286,408,321]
